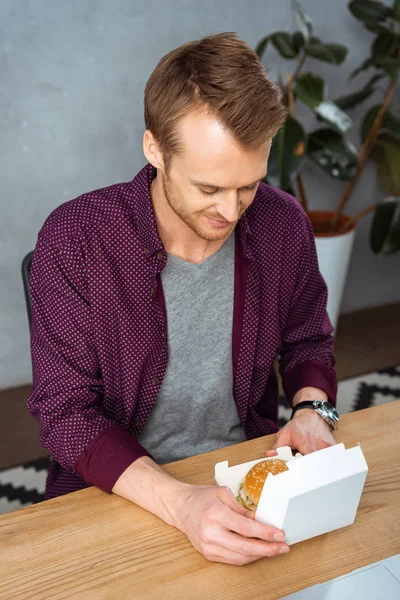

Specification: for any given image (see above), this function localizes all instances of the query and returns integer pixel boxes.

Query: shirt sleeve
[279,209,338,407]
[27,233,153,493]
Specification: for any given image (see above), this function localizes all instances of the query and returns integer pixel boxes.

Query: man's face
[159,110,272,242]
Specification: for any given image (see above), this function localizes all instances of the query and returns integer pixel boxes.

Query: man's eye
[200,189,218,196]
[200,183,258,196]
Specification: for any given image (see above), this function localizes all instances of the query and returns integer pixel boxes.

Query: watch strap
[290,401,316,420]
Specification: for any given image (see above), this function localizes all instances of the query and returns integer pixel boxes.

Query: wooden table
[1,401,399,600]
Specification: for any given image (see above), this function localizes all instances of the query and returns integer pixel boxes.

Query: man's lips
[205,216,231,227]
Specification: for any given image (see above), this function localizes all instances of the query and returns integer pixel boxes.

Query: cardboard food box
[214,443,369,545]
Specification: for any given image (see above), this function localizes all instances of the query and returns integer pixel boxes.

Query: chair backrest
[21,251,34,330]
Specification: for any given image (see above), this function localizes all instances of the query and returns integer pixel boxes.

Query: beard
[161,171,241,242]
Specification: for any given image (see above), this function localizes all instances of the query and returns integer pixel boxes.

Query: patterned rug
[1,365,399,516]
[278,364,400,428]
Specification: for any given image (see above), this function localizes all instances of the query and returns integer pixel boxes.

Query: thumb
[216,486,255,520]
[265,449,278,457]
[265,428,291,456]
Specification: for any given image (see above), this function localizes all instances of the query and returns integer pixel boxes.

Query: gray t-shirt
[137,232,247,463]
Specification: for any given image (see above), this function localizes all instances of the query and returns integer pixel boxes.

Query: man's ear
[143,130,165,170]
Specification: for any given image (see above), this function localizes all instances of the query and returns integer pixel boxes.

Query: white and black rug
[278,364,400,428]
[1,365,399,516]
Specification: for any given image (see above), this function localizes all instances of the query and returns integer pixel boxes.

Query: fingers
[193,486,290,566]
[295,435,333,455]
[268,428,291,453]
[200,543,269,566]
[217,486,286,541]
[295,440,316,454]
[265,428,290,456]
[216,486,255,520]
[265,449,278,457]
[218,502,286,544]
[315,438,334,451]
[206,529,289,560]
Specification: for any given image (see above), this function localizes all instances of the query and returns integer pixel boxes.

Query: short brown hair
[144,32,288,168]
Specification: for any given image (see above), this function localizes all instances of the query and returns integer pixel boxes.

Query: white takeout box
[214,443,368,545]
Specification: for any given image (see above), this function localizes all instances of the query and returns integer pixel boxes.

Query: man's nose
[216,193,240,223]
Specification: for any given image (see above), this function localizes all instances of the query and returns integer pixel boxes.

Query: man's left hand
[265,409,336,457]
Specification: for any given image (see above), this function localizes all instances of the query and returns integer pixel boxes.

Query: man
[28,33,338,566]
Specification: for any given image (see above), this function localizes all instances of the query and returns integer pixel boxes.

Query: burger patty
[236,482,257,511]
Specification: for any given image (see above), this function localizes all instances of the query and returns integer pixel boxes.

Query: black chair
[21,251,34,330]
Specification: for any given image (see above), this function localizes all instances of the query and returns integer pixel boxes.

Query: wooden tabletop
[1,401,399,600]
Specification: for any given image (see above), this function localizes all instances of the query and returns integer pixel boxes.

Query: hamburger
[236,459,289,511]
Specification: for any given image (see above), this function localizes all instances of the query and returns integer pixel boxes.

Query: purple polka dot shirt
[27,164,337,499]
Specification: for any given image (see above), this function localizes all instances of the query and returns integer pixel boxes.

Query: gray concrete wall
[1,0,399,388]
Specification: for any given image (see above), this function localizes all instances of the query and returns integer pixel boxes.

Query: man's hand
[266,408,336,457]
[171,484,290,565]
[113,456,289,566]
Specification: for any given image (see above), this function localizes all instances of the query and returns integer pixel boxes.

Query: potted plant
[256,0,400,329]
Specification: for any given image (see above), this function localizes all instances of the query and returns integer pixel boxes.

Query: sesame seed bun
[236,459,289,511]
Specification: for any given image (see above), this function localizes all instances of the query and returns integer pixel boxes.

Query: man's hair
[144,32,288,168]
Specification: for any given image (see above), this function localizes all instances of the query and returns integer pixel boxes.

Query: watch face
[325,402,339,420]
[313,400,339,426]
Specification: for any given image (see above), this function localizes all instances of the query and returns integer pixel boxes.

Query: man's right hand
[169,483,290,565]
[112,456,289,566]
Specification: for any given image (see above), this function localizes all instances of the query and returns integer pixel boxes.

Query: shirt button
[150,287,155,298]
[157,251,163,261]
[135,418,141,427]
[144,247,149,255]
[152,376,160,385]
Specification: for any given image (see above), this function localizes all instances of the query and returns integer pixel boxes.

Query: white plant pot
[311,212,356,332]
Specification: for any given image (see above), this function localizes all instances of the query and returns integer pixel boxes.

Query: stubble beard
[161,172,238,242]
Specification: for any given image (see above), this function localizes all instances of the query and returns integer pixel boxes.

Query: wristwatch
[290,400,339,431]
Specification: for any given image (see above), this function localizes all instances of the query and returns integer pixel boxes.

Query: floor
[0,302,399,471]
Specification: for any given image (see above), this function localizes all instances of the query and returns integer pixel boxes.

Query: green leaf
[267,116,307,191]
[292,1,313,41]
[361,105,400,159]
[370,196,400,254]
[372,33,398,63]
[334,87,376,111]
[295,73,352,132]
[304,43,348,65]
[315,100,353,133]
[349,0,392,23]
[307,129,359,180]
[385,106,400,143]
[256,36,269,59]
[365,73,386,88]
[375,58,400,82]
[361,105,380,144]
[350,57,374,80]
[292,31,305,53]
[270,32,299,59]
[365,23,391,33]
[393,0,400,20]
[334,74,383,110]
[374,138,400,195]
[294,72,325,108]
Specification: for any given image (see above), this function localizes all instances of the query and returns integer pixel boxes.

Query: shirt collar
[131,164,164,258]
